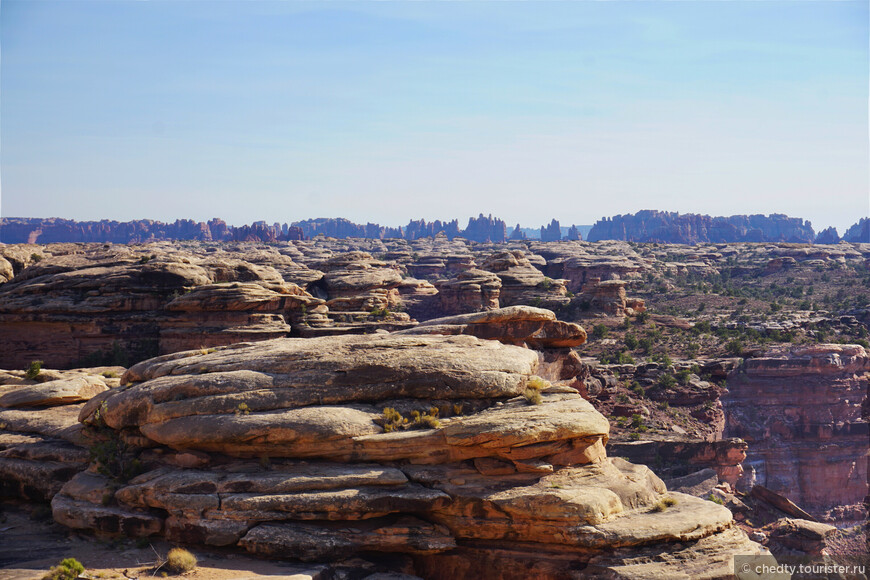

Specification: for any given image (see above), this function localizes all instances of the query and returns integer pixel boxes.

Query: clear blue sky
[2,1,867,233]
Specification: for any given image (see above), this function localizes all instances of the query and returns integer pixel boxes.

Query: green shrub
[708,493,724,505]
[617,351,636,364]
[637,337,654,354]
[650,352,672,368]
[676,369,692,385]
[725,339,744,356]
[630,382,645,398]
[693,320,711,334]
[42,558,84,580]
[656,373,676,389]
[25,360,43,380]
[166,547,197,574]
[527,376,550,391]
[101,370,119,378]
[30,253,43,264]
[591,324,609,339]
[624,333,639,350]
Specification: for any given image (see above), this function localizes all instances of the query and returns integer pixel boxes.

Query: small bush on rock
[524,375,549,405]
[25,360,43,380]
[651,496,678,512]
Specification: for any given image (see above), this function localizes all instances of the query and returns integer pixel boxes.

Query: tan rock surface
[396,306,587,348]
[239,517,455,561]
[0,375,108,408]
[27,329,759,578]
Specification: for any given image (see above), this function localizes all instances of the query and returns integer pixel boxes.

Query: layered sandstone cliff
[723,344,870,520]
[33,333,762,578]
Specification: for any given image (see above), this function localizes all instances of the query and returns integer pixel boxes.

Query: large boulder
[394,306,587,349]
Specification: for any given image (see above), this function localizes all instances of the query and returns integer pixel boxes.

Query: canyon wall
[723,344,869,519]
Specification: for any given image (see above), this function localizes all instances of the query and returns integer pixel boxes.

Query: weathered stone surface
[96,335,538,433]
[0,370,96,502]
[479,251,570,310]
[240,517,455,561]
[0,375,108,408]
[0,404,86,444]
[583,525,764,579]
[51,493,164,538]
[115,464,449,521]
[767,517,836,555]
[0,247,338,368]
[395,306,587,348]
[724,344,869,514]
[433,269,501,315]
[13,313,759,577]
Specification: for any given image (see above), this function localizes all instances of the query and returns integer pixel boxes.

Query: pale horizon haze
[1,0,868,234]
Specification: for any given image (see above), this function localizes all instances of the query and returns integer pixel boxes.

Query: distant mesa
[0,217,304,245]
[2,212,866,245]
[814,226,839,245]
[1,215,585,245]
[587,210,817,244]
[842,217,869,243]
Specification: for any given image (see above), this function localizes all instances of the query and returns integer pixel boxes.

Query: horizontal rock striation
[0,367,117,501]
[724,344,870,518]
[0,246,328,368]
[49,334,761,578]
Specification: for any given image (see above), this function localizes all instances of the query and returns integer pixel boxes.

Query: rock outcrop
[45,334,761,578]
[723,344,870,519]
[842,217,870,243]
[587,211,816,244]
[0,367,116,502]
[479,251,570,311]
[578,277,645,317]
[395,306,587,349]
[433,269,502,315]
[0,246,325,368]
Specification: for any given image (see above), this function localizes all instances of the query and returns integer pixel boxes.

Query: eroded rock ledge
[29,334,763,579]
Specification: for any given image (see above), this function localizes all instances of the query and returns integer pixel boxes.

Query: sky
[1,0,868,234]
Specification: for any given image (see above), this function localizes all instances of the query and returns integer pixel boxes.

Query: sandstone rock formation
[578,277,645,317]
[395,306,587,349]
[842,217,870,243]
[0,246,326,368]
[433,269,502,315]
[723,344,869,519]
[0,367,116,502]
[587,211,816,244]
[314,251,417,332]
[479,251,570,310]
[40,334,763,578]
